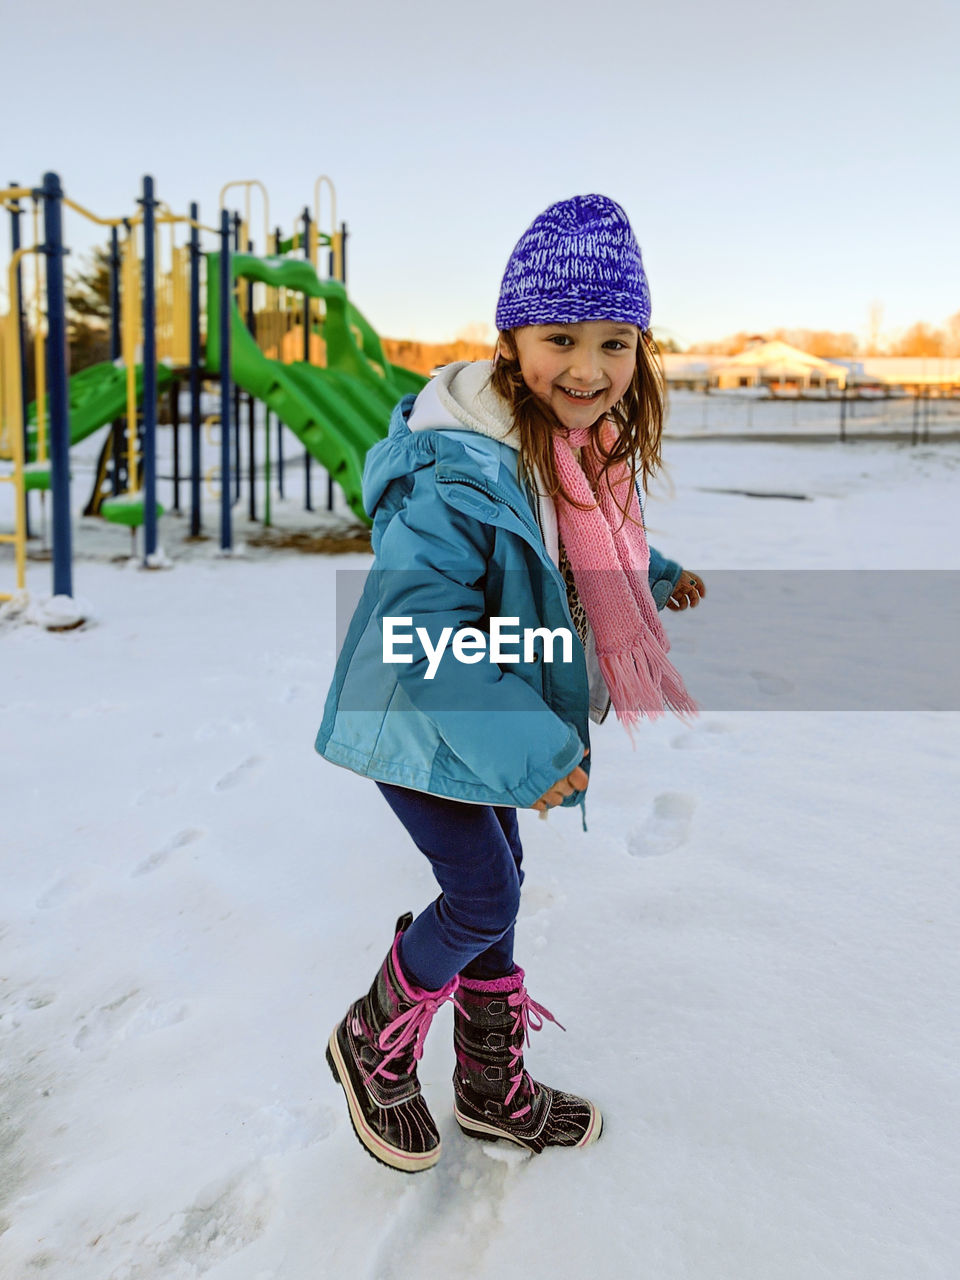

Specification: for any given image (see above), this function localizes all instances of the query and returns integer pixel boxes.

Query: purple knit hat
[495,194,651,332]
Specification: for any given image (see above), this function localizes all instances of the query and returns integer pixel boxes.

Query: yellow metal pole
[172,246,188,363]
[238,219,248,322]
[1,314,8,456]
[314,175,338,275]
[165,217,176,360]
[202,414,221,497]
[156,222,168,362]
[0,314,7,455]
[60,196,134,228]
[218,181,270,325]
[155,213,219,235]
[0,246,37,598]
[218,180,270,251]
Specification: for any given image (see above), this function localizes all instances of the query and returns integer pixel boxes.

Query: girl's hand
[532,750,589,811]
[667,571,705,611]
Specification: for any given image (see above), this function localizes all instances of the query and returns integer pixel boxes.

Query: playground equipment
[0,172,427,613]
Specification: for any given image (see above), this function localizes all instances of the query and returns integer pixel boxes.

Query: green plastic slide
[27,361,174,462]
[206,253,426,523]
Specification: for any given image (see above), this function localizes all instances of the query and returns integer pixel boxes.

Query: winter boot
[453,967,602,1152]
[327,913,459,1172]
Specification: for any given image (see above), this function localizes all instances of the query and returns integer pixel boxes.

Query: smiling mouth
[559,386,603,401]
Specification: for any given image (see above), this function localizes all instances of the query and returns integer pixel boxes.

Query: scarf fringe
[598,641,700,729]
[598,646,666,725]
[639,638,700,722]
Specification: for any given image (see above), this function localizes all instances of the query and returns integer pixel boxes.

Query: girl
[317,195,704,1172]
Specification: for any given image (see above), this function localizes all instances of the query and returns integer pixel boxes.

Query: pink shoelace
[365,989,461,1084]
[502,982,565,1120]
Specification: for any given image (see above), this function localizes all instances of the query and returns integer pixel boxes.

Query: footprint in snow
[365,1116,517,1280]
[73,991,189,1051]
[750,669,794,696]
[73,988,141,1051]
[36,869,95,910]
[242,1101,337,1157]
[26,992,57,1010]
[627,792,696,858]
[214,756,263,792]
[132,827,203,877]
[132,1168,271,1274]
[518,882,560,918]
[670,720,733,751]
[120,1000,190,1039]
[194,715,255,742]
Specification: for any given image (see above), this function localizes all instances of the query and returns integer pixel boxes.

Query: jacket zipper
[435,471,571,597]
[416,473,589,824]
[436,468,594,735]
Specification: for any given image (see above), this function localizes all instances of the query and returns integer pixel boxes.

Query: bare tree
[65,244,111,372]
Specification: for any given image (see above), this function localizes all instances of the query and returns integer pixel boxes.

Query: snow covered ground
[2,428,959,1279]
[665,388,960,440]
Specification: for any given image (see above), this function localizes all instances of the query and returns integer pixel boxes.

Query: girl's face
[508,321,639,431]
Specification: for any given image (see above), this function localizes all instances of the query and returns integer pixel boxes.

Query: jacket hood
[363,360,561,566]
[408,361,560,564]
[362,362,524,520]
[407,361,520,449]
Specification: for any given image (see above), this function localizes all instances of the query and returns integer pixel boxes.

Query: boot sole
[454,1103,603,1150]
[326,1030,441,1174]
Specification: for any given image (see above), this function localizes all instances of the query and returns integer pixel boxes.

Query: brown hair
[488,328,667,521]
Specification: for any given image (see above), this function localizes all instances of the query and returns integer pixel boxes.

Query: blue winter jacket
[315,390,682,811]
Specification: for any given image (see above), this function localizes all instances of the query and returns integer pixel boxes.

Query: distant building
[714,340,847,393]
[839,358,960,395]
[660,354,714,392]
[663,341,960,395]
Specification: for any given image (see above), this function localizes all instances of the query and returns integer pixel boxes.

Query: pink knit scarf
[552,421,698,728]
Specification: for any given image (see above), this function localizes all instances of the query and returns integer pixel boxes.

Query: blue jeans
[376,783,524,991]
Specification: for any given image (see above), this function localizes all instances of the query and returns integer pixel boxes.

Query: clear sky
[5,0,958,348]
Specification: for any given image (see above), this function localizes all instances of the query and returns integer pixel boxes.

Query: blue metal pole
[109,225,123,495]
[219,210,233,550]
[273,225,284,500]
[41,171,73,598]
[140,176,158,563]
[246,237,256,522]
[109,226,121,358]
[189,203,202,536]
[326,219,348,510]
[325,222,334,510]
[170,378,181,512]
[232,212,242,503]
[302,207,313,511]
[9,184,31,536]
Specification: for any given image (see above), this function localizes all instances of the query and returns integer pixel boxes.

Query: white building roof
[662,354,715,377]
[721,340,844,377]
